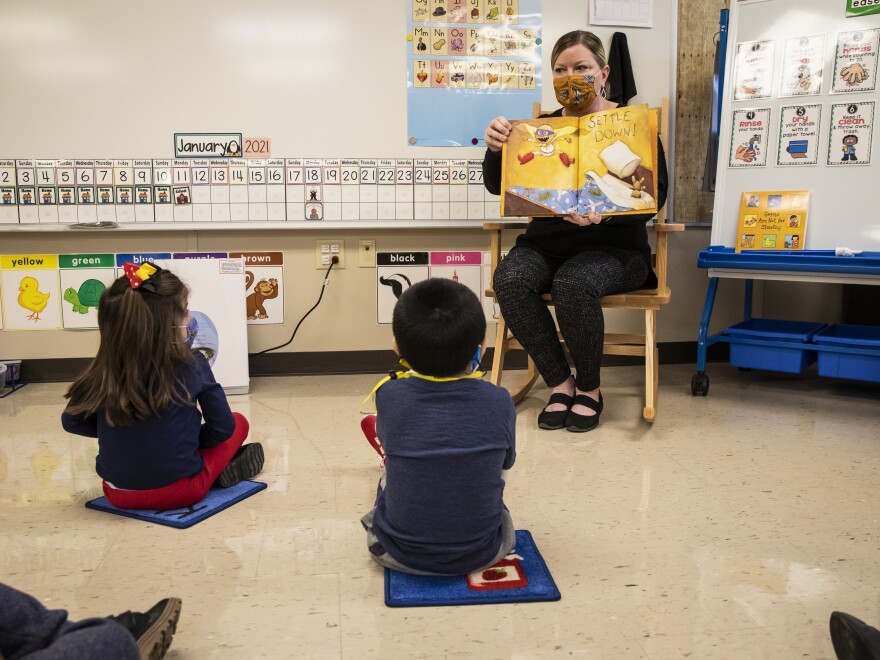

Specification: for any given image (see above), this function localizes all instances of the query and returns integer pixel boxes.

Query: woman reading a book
[482,30,667,433]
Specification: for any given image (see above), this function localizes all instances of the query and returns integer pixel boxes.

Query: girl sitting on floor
[62,261,263,510]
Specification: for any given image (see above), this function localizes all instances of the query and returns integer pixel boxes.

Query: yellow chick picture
[18,276,50,321]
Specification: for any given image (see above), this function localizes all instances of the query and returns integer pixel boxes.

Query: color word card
[229,252,284,325]
[0,158,504,226]
[0,254,62,330]
[59,254,116,329]
[377,252,431,323]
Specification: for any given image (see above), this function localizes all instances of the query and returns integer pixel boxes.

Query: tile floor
[1,363,879,659]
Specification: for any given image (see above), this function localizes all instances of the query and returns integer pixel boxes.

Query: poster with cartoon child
[827,102,874,166]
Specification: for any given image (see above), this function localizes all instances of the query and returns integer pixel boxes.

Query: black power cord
[249,258,336,356]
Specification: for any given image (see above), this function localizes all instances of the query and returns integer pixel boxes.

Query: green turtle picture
[64,279,106,314]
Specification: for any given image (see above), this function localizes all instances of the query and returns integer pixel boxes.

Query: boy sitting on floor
[361,278,517,575]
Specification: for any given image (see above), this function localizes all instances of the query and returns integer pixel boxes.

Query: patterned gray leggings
[493,246,649,392]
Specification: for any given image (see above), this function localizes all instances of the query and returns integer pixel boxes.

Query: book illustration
[501,104,659,217]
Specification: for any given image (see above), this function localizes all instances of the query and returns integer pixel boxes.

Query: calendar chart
[0,157,506,226]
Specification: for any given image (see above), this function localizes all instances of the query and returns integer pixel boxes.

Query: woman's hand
[485,116,512,153]
[565,211,603,226]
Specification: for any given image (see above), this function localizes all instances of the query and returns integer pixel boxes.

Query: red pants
[102,412,250,510]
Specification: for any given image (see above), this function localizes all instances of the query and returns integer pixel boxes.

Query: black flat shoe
[537,392,574,430]
[565,393,603,433]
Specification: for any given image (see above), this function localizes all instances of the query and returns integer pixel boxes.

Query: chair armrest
[483,222,529,231]
[651,223,685,232]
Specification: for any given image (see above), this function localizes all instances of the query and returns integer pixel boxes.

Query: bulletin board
[711,0,880,252]
[0,0,677,231]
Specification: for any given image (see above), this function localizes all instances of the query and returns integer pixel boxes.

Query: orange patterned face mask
[553,75,597,111]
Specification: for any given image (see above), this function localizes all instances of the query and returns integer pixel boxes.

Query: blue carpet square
[384,530,560,607]
[84,480,267,528]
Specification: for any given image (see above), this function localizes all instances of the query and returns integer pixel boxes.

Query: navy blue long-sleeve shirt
[61,352,235,490]
[372,377,516,575]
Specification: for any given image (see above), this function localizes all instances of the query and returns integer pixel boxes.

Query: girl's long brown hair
[65,267,194,427]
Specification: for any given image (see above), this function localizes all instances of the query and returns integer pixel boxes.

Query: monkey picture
[245,270,280,320]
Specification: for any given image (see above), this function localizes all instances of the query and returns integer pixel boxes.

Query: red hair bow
[123,262,161,292]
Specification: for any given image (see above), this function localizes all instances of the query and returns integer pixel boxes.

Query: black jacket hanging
[607,32,638,105]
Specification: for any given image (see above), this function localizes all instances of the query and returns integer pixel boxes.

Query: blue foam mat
[84,480,267,528]
[384,530,560,607]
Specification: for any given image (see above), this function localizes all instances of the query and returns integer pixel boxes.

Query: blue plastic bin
[724,319,825,373]
[813,324,880,382]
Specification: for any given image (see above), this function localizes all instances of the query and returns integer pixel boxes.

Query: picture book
[736,190,810,253]
[500,104,659,218]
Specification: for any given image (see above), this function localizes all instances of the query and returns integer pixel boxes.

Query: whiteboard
[0,0,676,227]
[711,0,880,252]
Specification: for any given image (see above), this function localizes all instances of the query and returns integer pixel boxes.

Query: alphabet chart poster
[407,0,543,146]
[376,252,430,323]
[0,255,62,330]
[228,252,285,325]
[59,254,116,329]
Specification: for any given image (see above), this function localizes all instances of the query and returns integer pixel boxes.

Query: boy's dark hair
[392,278,486,377]
[65,267,193,427]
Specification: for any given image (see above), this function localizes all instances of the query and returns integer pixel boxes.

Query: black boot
[109,597,182,660]
[215,443,265,488]
[830,611,880,660]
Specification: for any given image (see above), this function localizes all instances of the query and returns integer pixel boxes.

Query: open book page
[501,117,580,217]
[576,104,658,217]
[501,106,660,218]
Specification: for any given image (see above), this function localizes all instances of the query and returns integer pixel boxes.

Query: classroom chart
[0,159,506,226]
[406,0,543,146]
[712,0,880,252]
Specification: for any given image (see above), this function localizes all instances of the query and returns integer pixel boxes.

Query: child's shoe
[361,415,386,466]
[109,597,182,660]
[215,443,264,488]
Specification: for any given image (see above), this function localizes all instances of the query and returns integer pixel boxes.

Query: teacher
[482,30,667,433]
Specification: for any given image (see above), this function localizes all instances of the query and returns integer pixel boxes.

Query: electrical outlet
[316,239,345,268]
[359,239,376,267]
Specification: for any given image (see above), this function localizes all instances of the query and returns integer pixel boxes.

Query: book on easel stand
[735,190,810,252]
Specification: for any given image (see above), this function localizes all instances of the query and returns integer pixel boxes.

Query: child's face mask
[553,74,597,111]
[469,346,482,373]
[181,314,199,347]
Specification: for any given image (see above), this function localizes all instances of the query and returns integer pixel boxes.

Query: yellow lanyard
[359,358,485,414]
